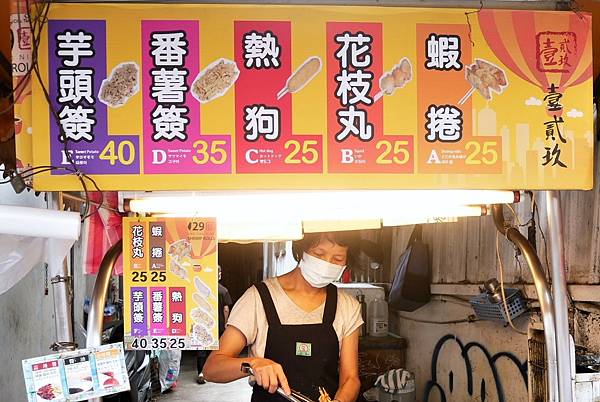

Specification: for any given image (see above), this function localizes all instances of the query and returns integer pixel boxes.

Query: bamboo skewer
[276,87,289,100]
[458,87,476,106]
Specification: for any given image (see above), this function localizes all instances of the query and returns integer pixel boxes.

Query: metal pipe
[545,191,574,402]
[86,240,122,347]
[49,194,75,350]
[86,240,122,402]
[62,192,119,212]
[48,244,74,346]
[263,242,278,279]
[492,205,558,402]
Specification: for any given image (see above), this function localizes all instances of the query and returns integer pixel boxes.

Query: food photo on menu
[63,355,94,396]
[36,383,62,401]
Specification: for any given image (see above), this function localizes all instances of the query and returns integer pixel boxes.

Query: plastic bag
[0,235,45,295]
[388,225,431,312]
[158,350,181,393]
[82,192,124,275]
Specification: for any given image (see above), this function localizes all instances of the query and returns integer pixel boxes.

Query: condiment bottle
[368,297,388,337]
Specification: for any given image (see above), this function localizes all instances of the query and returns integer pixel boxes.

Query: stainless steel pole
[263,242,277,279]
[48,243,74,346]
[492,205,559,402]
[86,240,122,402]
[545,191,574,402]
[49,193,74,349]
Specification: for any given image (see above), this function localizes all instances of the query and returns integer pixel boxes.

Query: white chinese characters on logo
[336,105,373,142]
[425,104,463,142]
[335,32,372,69]
[56,29,96,143]
[244,105,280,141]
[133,303,144,313]
[132,237,143,249]
[131,225,144,258]
[133,312,144,324]
[56,30,94,67]
[58,69,94,104]
[150,32,188,67]
[243,31,281,69]
[335,70,373,106]
[152,105,189,141]
[334,31,374,143]
[151,68,188,103]
[171,313,183,324]
[425,34,462,71]
[151,225,163,237]
[58,105,96,142]
[132,225,143,237]
[151,247,163,259]
[152,312,164,324]
[150,31,190,142]
[151,291,164,323]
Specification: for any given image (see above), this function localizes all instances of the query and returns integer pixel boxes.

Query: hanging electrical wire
[4,0,108,221]
[531,192,552,281]
[398,313,478,325]
[0,0,100,219]
[0,0,50,118]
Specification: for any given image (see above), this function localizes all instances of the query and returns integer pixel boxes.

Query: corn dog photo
[277,56,322,100]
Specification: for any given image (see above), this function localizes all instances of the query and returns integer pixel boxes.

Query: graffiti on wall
[424,334,528,402]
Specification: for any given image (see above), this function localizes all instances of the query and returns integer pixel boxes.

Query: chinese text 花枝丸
[334,31,374,142]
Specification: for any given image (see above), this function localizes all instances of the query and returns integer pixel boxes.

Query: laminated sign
[122,217,218,350]
[29,4,593,190]
[22,343,129,402]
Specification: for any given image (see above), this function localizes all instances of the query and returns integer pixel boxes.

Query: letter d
[152,150,167,165]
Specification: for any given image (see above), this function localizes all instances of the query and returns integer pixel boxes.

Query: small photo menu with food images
[23,343,129,402]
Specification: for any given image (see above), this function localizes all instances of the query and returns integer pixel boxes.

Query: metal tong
[240,362,316,402]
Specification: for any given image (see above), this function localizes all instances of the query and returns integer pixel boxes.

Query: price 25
[465,141,498,165]
[131,271,166,283]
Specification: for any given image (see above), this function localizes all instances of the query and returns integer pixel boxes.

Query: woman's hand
[251,358,291,395]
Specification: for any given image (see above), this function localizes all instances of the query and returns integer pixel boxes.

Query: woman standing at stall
[203,231,363,402]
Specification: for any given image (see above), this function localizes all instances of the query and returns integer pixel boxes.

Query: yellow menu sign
[29,4,593,190]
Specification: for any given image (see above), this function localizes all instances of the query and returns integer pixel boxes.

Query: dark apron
[251,282,340,402]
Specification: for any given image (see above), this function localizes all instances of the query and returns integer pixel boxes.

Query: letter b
[341,149,354,164]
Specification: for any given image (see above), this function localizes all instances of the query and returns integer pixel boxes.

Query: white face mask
[298,252,346,288]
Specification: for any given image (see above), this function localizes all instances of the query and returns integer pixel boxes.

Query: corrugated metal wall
[389,149,600,287]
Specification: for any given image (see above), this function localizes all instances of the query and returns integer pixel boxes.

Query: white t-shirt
[227,277,363,358]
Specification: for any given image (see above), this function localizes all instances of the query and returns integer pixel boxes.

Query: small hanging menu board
[22,343,130,402]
